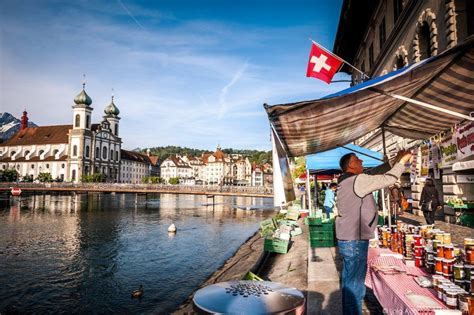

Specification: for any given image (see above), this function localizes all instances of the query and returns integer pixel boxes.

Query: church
[0,84,122,182]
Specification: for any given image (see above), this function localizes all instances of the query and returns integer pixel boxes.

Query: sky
[0,0,349,151]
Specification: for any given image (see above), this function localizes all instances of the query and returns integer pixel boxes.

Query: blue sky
[0,0,348,151]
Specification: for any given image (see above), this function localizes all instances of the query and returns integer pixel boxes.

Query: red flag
[306,42,343,84]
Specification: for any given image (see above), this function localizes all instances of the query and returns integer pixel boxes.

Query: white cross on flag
[306,42,343,84]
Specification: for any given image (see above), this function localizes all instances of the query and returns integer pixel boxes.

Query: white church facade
[0,84,122,182]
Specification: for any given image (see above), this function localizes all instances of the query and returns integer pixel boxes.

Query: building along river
[0,192,275,314]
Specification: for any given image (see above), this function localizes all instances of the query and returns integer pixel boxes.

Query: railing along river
[0,182,274,197]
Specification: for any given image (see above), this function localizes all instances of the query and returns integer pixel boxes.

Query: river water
[0,193,275,314]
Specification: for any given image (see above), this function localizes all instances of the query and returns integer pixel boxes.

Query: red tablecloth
[365,248,448,315]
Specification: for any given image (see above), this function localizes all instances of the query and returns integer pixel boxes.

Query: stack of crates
[307,217,336,248]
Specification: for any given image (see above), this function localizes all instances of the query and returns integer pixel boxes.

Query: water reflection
[0,193,274,314]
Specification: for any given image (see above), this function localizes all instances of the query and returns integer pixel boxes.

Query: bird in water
[131,285,144,298]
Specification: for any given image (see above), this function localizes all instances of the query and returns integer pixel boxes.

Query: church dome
[74,89,92,106]
[104,96,120,116]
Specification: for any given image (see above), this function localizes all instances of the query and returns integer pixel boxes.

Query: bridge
[0,182,274,198]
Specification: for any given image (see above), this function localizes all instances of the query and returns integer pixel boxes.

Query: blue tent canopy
[306,144,383,171]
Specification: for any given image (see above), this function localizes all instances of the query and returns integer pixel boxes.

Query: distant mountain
[0,112,37,142]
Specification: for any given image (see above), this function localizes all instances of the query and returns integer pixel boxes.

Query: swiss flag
[306,42,343,84]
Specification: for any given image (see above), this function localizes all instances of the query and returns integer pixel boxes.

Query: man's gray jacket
[335,163,405,240]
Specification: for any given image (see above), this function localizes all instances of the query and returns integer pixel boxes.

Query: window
[419,22,431,60]
[85,145,90,158]
[96,147,100,158]
[72,170,76,181]
[75,114,80,127]
[62,163,65,169]
[102,147,107,159]
[31,164,35,169]
[39,150,44,156]
[2,165,5,170]
[379,17,386,51]
[393,0,403,22]
[46,164,49,169]
[114,124,118,136]
[73,145,78,157]
[115,151,118,161]
[53,149,59,156]
[110,149,114,160]
[25,150,30,157]
[86,115,90,128]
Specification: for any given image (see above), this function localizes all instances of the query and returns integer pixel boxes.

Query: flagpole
[309,38,370,80]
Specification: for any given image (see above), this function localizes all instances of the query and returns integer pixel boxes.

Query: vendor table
[192,280,305,314]
[365,248,449,314]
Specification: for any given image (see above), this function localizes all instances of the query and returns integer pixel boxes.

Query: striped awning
[265,36,474,157]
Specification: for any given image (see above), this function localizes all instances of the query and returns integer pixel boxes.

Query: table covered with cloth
[365,247,449,314]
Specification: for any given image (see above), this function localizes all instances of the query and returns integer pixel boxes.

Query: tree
[37,172,53,182]
[168,177,179,185]
[0,169,19,182]
[142,176,162,184]
[81,173,106,183]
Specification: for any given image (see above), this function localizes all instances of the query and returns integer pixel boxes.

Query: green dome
[74,89,92,106]
[104,96,120,116]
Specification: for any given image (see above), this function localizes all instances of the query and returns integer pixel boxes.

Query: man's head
[329,183,337,191]
[339,153,363,174]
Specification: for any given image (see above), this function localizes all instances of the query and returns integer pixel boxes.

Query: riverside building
[0,84,122,182]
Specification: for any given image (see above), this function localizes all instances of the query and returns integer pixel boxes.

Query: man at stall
[336,150,412,315]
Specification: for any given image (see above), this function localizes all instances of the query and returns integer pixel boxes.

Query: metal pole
[382,126,387,159]
[306,169,311,213]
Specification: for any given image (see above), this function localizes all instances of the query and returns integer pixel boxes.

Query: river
[0,192,275,314]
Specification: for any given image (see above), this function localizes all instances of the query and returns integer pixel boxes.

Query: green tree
[142,176,162,184]
[37,172,53,182]
[0,169,19,182]
[168,177,179,185]
[81,173,106,183]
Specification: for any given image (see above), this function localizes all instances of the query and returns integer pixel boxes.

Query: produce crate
[264,238,289,254]
[304,216,322,225]
[309,230,334,241]
[310,239,336,248]
[308,222,334,232]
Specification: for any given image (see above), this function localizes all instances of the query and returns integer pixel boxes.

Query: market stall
[266,36,474,314]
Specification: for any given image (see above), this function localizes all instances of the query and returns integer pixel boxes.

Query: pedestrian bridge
[0,182,273,198]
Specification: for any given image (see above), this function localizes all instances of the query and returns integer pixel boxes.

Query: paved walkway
[173,213,472,314]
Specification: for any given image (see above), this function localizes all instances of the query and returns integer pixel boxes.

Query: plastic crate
[264,238,289,254]
[310,239,336,248]
[309,230,334,241]
[305,216,322,225]
[308,222,334,232]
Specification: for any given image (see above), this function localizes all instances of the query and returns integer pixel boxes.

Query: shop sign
[439,133,457,167]
[456,121,474,160]
[420,144,429,177]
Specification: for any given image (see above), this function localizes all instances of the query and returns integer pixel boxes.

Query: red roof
[1,125,71,146]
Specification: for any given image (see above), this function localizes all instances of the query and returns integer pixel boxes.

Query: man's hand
[395,149,412,165]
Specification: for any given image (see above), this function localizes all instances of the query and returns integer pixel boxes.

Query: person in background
[336,150,412,315]
[389,182,402,216]
[323,183,337,219]
[420,178,441,225]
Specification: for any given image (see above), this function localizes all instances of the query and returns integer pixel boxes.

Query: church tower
[104,94,120,137]
[68,81,94,182]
